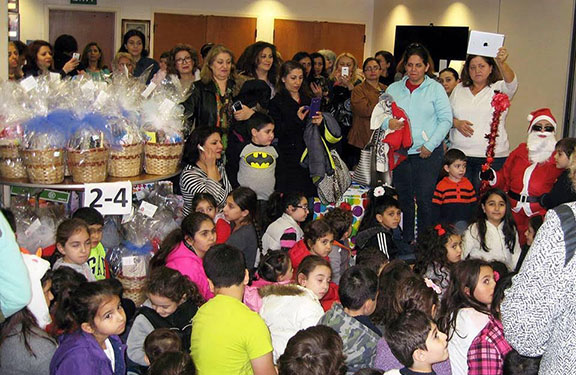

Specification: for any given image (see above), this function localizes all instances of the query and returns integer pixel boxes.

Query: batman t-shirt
[238,143,278,200]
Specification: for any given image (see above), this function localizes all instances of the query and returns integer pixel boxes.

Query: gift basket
[107,240,152,306]
[0,81,30,179]
[143,130,183,175]
[0,123,26,178]
[140,84,185,175]
[67,113,110,183]
[21,111,71,184]
[103,74,146,177]
[108,116,143,177]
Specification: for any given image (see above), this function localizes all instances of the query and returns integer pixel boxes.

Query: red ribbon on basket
[480,91,510,195]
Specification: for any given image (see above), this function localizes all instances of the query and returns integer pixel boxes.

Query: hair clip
[374,186,385,197]
[493,270,500,282]
[424,278,442,295]
[434,224,446,236]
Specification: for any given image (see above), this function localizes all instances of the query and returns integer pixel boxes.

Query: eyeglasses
[176,56,192,65]
[295,205,309,211]
[531,124,555,132]
[364,66,381,72]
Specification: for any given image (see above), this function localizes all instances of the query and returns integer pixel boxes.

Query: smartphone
[341,66,349,77]
[308,97,322,119]
[232,101,243,112]
[73,52,80,60]
[197,145,205,152]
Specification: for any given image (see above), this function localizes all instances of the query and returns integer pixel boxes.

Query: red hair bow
[434,224,446,236]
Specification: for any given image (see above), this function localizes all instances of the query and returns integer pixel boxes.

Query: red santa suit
[492,108,563,245]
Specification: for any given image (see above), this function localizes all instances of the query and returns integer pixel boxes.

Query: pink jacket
[243,278,291,312]
[165,242,214,300]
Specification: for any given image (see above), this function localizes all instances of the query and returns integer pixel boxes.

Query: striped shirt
[432,176,477,226]
[180,163,232,216]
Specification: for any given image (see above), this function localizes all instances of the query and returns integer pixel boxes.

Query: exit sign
[71,0,97,4]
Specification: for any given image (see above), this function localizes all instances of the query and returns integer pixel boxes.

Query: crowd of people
[2,29,576,375]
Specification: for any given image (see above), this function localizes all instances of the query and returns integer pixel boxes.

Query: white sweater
[462,220,521,271]
[449,77,518,158]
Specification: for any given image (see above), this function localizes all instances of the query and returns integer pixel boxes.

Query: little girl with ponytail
[223,187,262,270]
[50,280,127,375]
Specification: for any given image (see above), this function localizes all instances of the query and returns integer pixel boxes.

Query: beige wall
[19,0,375,59]
[372,0,575,148]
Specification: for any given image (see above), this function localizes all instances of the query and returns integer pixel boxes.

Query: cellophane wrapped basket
[144,141,183,175]
[22,149,65,184]
[108,117,143,177]
[0,142,26,179]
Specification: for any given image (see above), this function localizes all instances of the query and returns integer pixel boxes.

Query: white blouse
[449,77,518,158]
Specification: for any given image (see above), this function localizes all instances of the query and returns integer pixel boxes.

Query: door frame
[45,5,120,51]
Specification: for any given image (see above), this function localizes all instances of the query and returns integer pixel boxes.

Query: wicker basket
[68,147,108,183]
[108,143,143,177]
[144,142,183,175]
[0,145,26,178]
[117,274,147,307]
[21,149,65,184]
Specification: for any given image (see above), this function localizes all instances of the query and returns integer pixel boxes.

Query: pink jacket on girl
[165,242,214,300]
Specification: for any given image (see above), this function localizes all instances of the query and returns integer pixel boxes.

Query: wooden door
[206,16,257,61]
[153,13,206,61]
[274,19,319,61]
[49,10,115,68]
[274,19,365,63]
[319,22,365,63]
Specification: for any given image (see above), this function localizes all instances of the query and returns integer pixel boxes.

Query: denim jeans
[393,145,444,243]
[465,156,508,195]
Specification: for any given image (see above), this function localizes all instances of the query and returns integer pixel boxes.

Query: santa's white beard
[527,131,556,163]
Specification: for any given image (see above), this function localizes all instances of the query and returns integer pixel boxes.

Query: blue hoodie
[382,75,452,154]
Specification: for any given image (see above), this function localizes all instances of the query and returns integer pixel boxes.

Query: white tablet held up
[467,30,505,58]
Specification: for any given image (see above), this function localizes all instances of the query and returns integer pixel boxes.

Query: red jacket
[495,143,562,217]
[288,239,340,311]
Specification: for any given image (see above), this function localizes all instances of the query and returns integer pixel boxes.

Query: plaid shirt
[467,315,512,375]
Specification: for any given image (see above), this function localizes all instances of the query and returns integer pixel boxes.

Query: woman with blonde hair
[329,52,363,168]
[183,45,246,135]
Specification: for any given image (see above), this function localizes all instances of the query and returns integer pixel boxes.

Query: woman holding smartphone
[180,127,232,215]
[349,58,387,166]
[269,61,323,197]
[329,52,363,168]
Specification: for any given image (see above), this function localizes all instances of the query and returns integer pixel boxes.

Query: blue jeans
[465,156,507,195]
[393,145,444,243]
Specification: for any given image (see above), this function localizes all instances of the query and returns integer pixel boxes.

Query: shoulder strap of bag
[552,204,576,266]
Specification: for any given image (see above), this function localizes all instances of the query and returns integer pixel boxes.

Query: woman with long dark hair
[179,127,232,215]
[80,42,109,81]
[236,41,281,98]
[118,29,159,81]
[269,61,323,197]
[22,40,78,78]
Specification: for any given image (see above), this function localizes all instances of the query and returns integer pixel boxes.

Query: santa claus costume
[491,108,563,245]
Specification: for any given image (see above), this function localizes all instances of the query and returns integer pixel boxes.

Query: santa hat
[527,108,557,132]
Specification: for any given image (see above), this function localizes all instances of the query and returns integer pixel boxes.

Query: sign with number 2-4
[83,181,132,215]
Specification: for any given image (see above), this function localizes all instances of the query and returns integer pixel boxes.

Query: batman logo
[245,151,275,169]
